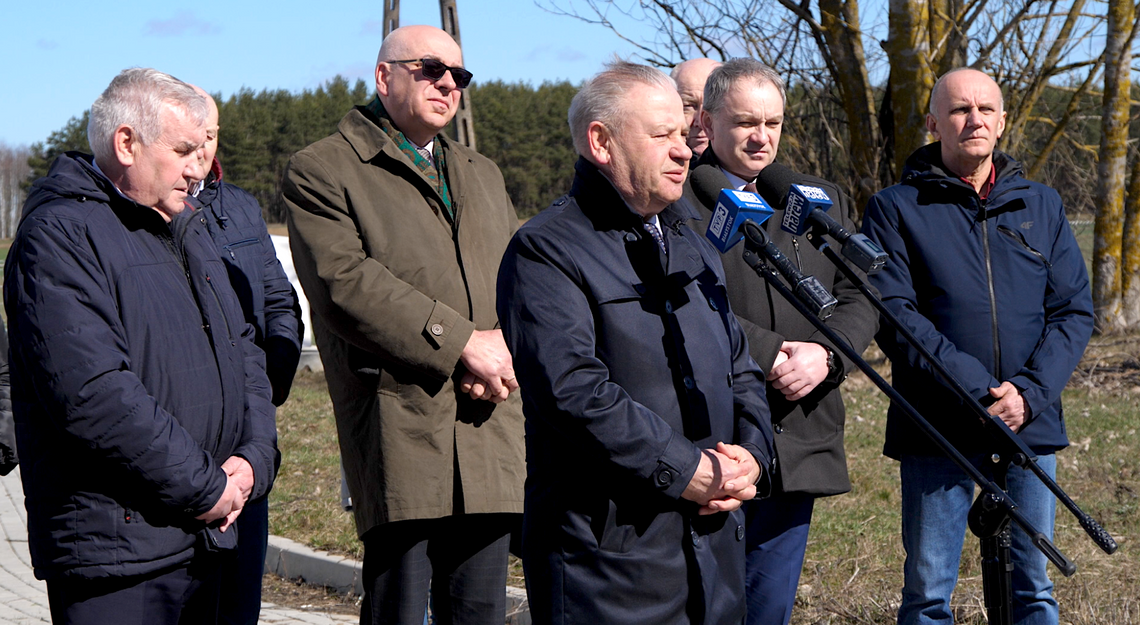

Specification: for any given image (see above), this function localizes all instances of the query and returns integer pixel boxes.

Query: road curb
[265,535,531,624]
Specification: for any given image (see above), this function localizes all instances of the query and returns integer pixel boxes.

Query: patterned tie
[643,222,667,255]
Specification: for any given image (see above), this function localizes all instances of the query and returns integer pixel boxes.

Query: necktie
[643,222,667,255]
[744,181,758,194]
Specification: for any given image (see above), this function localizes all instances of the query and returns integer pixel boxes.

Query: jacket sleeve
[497,230,703,500]
[737,315,786,372]
[232,319,280,501]
[724,301,777,497]
[806,191,880,379]
[861,194,1002,401]
[5,217,227,517]
[283,151,475,381]
[0,321,16,476]
[255,216,303,407]
[1006,201,1094,417]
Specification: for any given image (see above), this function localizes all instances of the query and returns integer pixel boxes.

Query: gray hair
[929,67,1004,115]
[88,68,207,162]
[568,59,676,156]
[703,58,786,117]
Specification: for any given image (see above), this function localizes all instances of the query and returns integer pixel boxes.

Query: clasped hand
[194,455,254,531]
[459,329,520,403]
[682,442,761,515]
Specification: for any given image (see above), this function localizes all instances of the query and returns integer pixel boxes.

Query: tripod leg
[972,458,1014,625]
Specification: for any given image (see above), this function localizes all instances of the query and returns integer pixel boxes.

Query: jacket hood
[901,142,1024,187]
[23,152,114,219]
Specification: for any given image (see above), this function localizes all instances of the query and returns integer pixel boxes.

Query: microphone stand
[799,227,1117,625]
[738,228,1077,625]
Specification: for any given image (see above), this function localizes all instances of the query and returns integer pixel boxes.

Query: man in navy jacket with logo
[4,68,277,625]
[861,68,1093,625]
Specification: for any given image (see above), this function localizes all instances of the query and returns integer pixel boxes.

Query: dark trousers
[360,513,514,625]
[743,492,816,625]
[46,549,225,625]
[218,496,269,625]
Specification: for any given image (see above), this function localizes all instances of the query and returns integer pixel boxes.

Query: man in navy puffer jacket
[3,68,278,625]
[187,85,303,625]
[861,68,1093,625]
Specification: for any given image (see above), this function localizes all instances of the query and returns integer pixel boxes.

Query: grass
[269,370,360,558]
[269,337,1140,623]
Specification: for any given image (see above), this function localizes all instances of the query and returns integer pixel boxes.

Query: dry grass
[270,337,1140,623]
[269,369,361,559]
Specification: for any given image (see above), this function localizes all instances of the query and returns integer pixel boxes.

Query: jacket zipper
[980,205,1002,379]
[223,237,259,261]
[997,225,1056,284]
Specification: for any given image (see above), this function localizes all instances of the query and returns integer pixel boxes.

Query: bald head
[190,85,220,183]
[374,25,466,145]
[929,68,1003,116]
[376,25,462,70]
[925,68,1007,184]
[672,58,721,155]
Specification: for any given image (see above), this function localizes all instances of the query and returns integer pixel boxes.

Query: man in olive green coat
[283,24,525,625]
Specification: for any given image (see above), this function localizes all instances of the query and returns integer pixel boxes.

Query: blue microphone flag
[780,184,834,236]
[705,188,775,253]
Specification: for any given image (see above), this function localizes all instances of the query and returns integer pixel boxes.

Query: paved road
[0,470,355,624]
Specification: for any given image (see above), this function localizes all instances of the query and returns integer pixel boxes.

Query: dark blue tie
[643,222,667,255]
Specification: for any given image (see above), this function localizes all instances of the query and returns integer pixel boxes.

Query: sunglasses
[388,58,474,89]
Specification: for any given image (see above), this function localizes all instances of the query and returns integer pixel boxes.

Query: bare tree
[540,0,1106,213]
[1092,0,1136,333]
[0,143,33,239]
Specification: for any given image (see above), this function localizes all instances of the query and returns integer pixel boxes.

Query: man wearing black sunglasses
[284,23,524,625]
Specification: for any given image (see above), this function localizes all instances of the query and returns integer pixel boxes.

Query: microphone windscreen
[754,163,800,209]
[690,166,730,209]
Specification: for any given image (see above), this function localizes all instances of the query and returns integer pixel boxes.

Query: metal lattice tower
[382,0,477,150]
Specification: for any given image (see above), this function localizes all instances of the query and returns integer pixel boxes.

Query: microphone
[699,180,837,319]
[757,164,888,274]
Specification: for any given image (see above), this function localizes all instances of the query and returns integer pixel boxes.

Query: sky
[0,0,659,147]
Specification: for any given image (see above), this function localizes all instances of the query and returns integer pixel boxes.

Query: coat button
[664,300,673,313]
[691,530,700,546]
[683,376,695,389]
[736,525,745,541]
[431,323,444,336]
[727,374,733,387]
[657,470,673,485]
[774,424,783,434]
[707,297,718,311]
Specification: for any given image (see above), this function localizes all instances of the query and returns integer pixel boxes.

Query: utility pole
[381,0,477,150]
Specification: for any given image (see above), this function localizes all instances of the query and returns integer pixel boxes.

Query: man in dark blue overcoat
[497,60,776,625]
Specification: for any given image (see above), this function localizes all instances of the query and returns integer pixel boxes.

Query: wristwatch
[824,346,843,383]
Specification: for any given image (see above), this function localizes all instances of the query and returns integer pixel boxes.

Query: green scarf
[366,97,453,219]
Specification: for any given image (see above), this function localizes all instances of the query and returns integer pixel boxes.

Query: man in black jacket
[4,68,277,625]
[188,85,303,625]
[685,58,878,625]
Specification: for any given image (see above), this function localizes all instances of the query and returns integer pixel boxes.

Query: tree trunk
[885,0,936,178]
[817,0,881,209]
[1092,0,1133,333]
[1123,153,1140,327]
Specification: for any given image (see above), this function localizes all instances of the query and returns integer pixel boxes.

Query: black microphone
[696,174,837,319]
[756,164,888,274]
